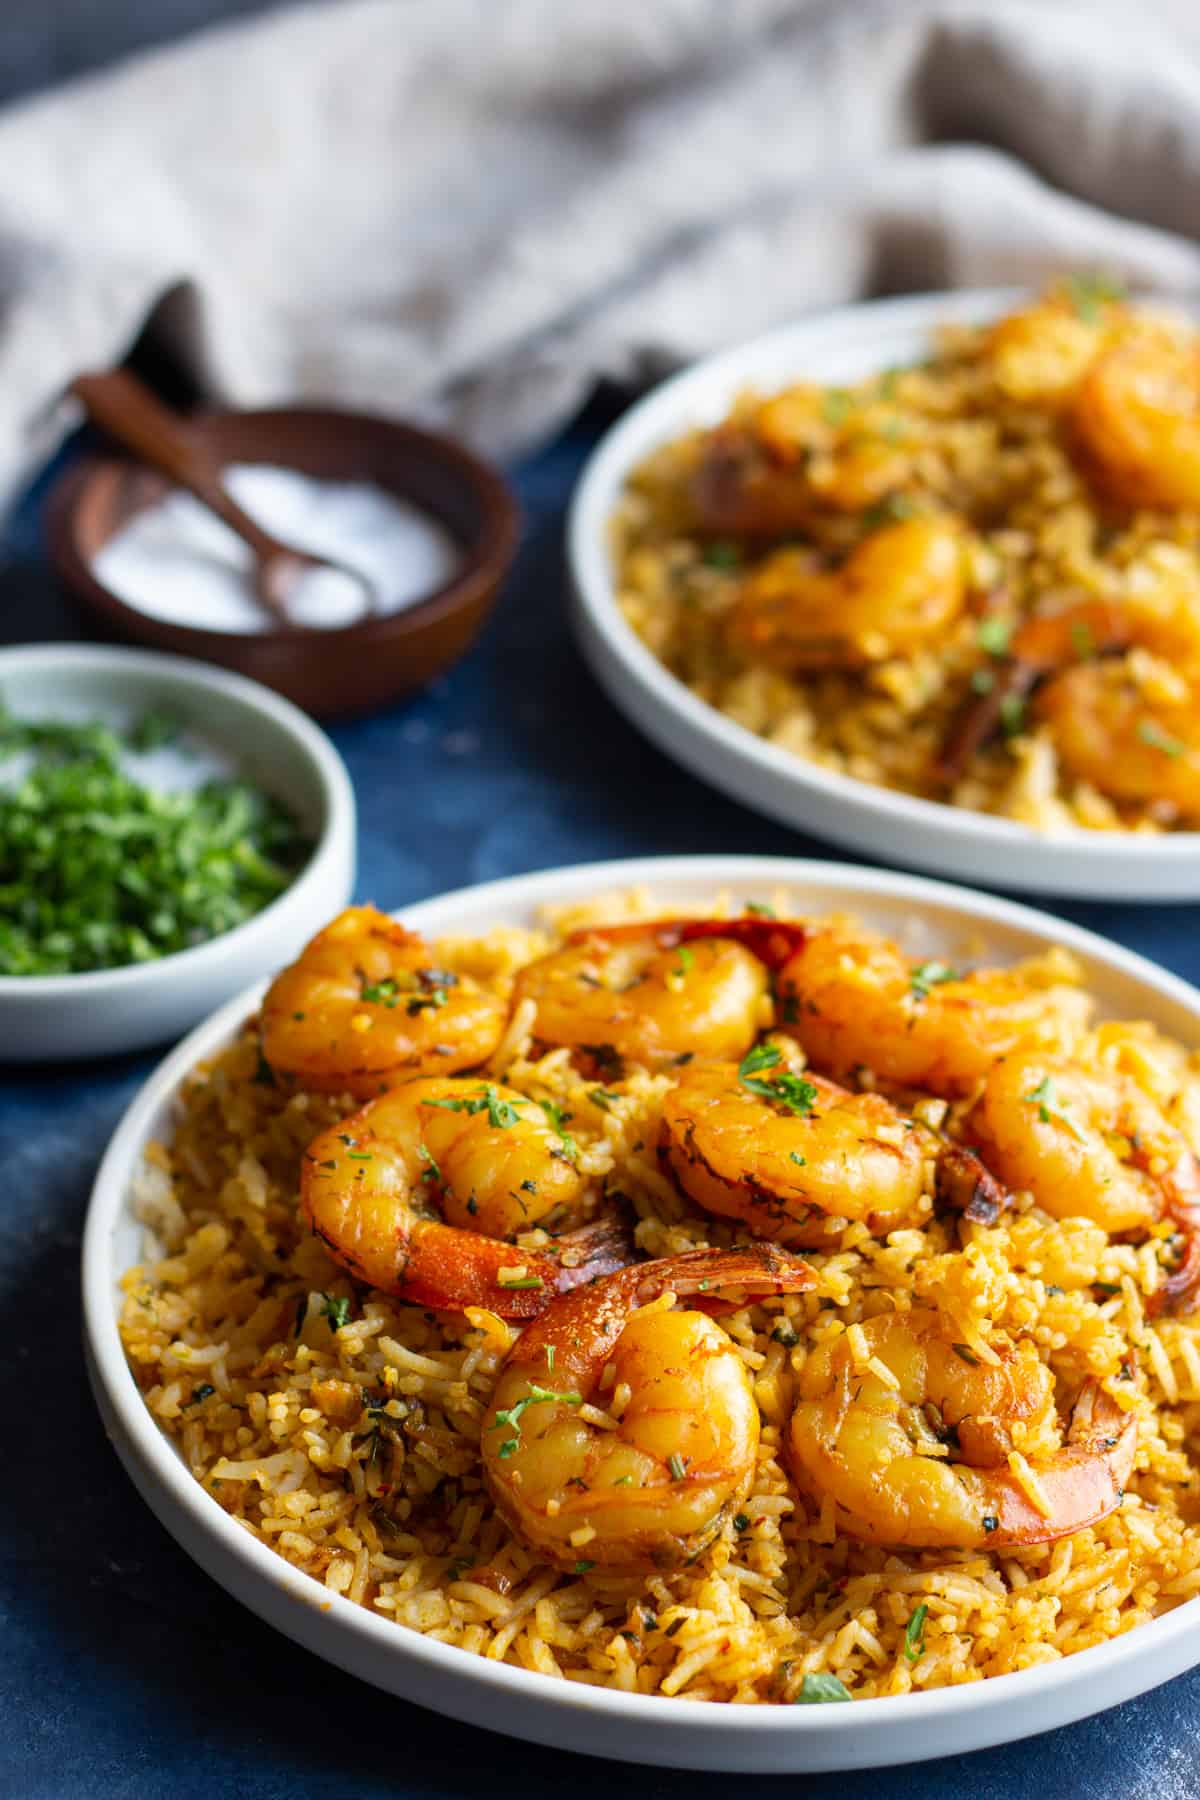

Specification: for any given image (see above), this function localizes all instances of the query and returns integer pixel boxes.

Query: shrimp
[690,391,913,537]
[1071,327,1200,511]
[1034,660,1200,821]
[260,907,507,1096]
[788,1309,1137,1549]
[967,1053,1200,1307]
[661,1054,933,1246]
[726,514,968,673]
[983,287,1122,408]
[481,1244,814,1571]
[301,1077,630,1318]
[511,921,777,1069]
[775,924,1087,1099]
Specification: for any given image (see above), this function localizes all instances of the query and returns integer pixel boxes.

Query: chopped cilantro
[1137,719,1185,758]
[904,1601,929,1665]
[702,541,741,570]
[733,1513,750,1532]
[539,1098,578,1163]
[793,1673,852,1704]
[977,617,1012,657]
[674,945,695,978]
[0,707,310,975]
[745,900,776,918]
[789,1151,807,1168]
[361,977,400,1006]
[574,1560,595,1575]
[1022,1074,1086,1142]
[427,1084,524,1128]
[667,1453,688,1481]
[321,1293,352,1331]
[861,493,918,529]
[738,1044,818,1117]
[909,960,959,1001]
[492,1383,582,1457]
[999,693,1027,738]
[1063,271,1126,323]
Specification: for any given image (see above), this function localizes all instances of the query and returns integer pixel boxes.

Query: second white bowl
[568,288,1200,902]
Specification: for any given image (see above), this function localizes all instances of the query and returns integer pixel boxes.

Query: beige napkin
[2,0,1200,510]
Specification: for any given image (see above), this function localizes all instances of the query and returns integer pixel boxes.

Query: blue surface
[2,419,1198,1798]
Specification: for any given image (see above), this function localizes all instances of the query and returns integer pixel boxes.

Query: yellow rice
[611,295,1200,832]
[120,891,1200,1702]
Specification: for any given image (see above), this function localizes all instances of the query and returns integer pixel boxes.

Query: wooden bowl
[45,406,520,720]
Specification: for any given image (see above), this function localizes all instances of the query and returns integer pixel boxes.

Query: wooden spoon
[71,370,377,627]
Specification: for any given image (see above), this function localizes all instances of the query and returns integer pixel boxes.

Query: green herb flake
[702,541,741,570]
[539,1098,578,1163]
[861,492,918,529]
[970,668,996,695]
[822,389,853,426]
[1063,271,1126,323]
[745,900,776,917]
[1070,620,1096,659]
[737,1044,818,1117]
[418,1142,442,1185]
[492,1383,582,1457]
[982,1515,999,1534]
[1137,719,1185,759]
[321,1293,352,1331]
[182,1383,216,1409]
[497,1273,544,1291]
[1022,1074,1087,1142]
[952,1343,980,1366]
[999,693,1027,738]
[789,1151,807,1168]
[977,617,1012,657]
[793,1673,852,1705]
[904,1601,929,1665]
[733,1513,751,1532]
[574,1560,595,1575]
[674,945,695,978]
[909,960,959,1001]
[667,1453,688,1482]
[361,977,400,1007]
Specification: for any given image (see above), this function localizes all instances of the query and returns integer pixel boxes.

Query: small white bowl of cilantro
[0,644,355,1059]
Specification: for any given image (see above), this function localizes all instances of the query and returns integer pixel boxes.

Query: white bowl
[0,644,355,1058]
[568,289,1200,901]
[83,854,1200,1771]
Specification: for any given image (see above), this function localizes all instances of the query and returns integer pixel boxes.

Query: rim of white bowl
[0,643,355,997]
[83,854,1200,1747]
[567,287,1200,869]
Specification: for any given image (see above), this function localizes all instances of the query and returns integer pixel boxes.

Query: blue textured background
[2,418,1198,1798]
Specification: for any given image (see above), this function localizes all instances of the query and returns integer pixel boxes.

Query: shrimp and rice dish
[119,894,1200,1704]
[614,279,1200,832]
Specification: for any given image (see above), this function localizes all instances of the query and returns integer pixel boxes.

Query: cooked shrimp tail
[568,914,809,970]
[301,1077,634,1319]
[482,1244,812,1572]
[389,1210,633,1320]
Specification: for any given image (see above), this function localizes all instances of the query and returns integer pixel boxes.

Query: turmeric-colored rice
[120,891,1200,1702]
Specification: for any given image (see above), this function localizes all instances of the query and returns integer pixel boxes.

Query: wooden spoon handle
[71,369,284,563]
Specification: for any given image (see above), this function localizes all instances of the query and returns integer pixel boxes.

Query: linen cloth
[2,0,1200,511]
